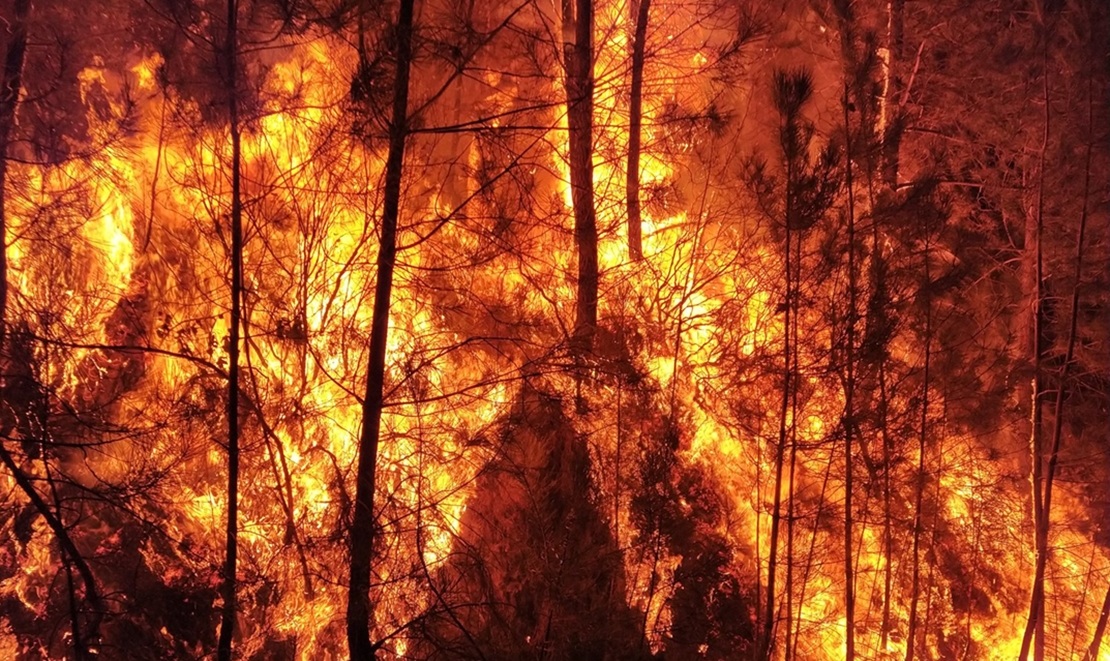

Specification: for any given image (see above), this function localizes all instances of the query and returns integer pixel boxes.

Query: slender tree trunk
[785,392,797,661]
[760,127,795,661]
[759,219,789,661]
[217,0,244,657]
[881,0,904,187]
[879,359,893,653]
[640,531,663,655]
[793,442,836,660]
[1027,44,1092,661]
[842,83,857,661]
[42,460,86,660]
[905,232,931,661]
[0,443,104,657]
[872,37,898,652]
[1019,38,1051,661]
[0,0,31,346]
[1086,582,1110,661]
[1077,63,1106,661]
[565,0,598,349]
[755,448,762,644]
[346,0,415,658]
[758,71,818,659]
[874,226,895,655]
[784,228,801,661]
[626,0,650,261]
[63,551,83,659]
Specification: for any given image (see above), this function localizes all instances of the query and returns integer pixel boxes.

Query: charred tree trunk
[842,83,857,661]
[1077,58,1106,661]
[905,231,931,661]
[0,0,31,344]
[625,0,650,262]
[346,0,415,658]
[877,232,894,657]
[874,102,897,661]
[1024,39,1092,661]
[564,0,598,350]
[881,0,904,187]
[0,444,104,658]
[1019,34,1051,661]
[784,351,798,661]
[760,69,813,661]
[1087,582,1110,661]
[217,0,244,657]
[760,153,790,661]
[42,460,84,660]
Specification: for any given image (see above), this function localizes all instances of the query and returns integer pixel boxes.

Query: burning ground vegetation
[0,0,1108,659]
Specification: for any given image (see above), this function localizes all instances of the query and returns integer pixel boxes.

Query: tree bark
[565,0,598,349]
[842,83,857,661]
[1086,582,1110,661]
[877,249,895,659]
[625,0,650,262]
[216,0,244,657]
[0,0,32,344]
[759,171,789,661]
[0,443,104,658]
[1019,37,1051,661]
[346,0,415,658]
[1025,38,1092,661]
[881,0,904,187]
[759,71,818,661]
[1077,63,1105,661]
[759,76,803,661]
[905,232,931,661]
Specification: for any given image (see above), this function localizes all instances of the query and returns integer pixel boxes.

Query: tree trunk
[1086,582,1110,661]
[760,178,790,661]
[875,205,894,658]
[0,0,32,344]
[785,378,797,661]
[626,0,650,262]
[346,0,415,658]
[0,443,104,658]
[1027,42,1092,661]
[759,91,801,661]
[905,232,931,661]
[216,0,244,657]
[565,0,598,349]
[842,83,857,661]
[881,0,904,187]
[760,71,815,661]
[1077,65,1104,661]
[1019,37,1050,661]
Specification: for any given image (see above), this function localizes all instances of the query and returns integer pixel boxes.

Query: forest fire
[1,0,1107,660]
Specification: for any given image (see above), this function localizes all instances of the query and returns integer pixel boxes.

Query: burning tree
[1,0,1108,660]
